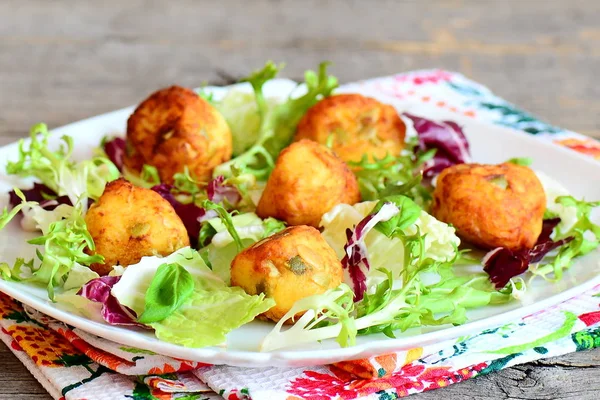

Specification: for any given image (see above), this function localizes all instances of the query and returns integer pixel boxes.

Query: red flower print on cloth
[226,388,251,400]
[418,362,488,391]
[288,362,490,399]
[287,364,427,399]
[579,311,600,327]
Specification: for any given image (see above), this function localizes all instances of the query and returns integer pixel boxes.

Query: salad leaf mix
[0,61,599,353]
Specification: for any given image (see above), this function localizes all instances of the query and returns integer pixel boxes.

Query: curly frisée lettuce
[259,195,511,351]
[213,62,338,180]
[320,199,460,282]
[109,247,274,347]
[214,89,281,156]
[1,190,102,299]
[527,196,600,282]
[261,240,510,351]
[7,123,120,210]
[348,139,434,205]
[200,211,286,283]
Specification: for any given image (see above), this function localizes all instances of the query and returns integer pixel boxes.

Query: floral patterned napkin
[1,69,599,400]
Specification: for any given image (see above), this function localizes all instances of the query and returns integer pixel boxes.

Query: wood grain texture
[1,0,599,399]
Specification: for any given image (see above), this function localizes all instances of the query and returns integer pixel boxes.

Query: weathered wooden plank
[0,0,598,140]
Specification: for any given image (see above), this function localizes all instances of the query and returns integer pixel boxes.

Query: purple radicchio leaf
[342,202,400,301]
[528,236,574,264]
[403,113,471,178]
[536,217,561,244]
[103,137,126,172]
[207,175,242,206]
[151,184,210,247]
[77,276,145,327]
[483,218,574,289]
[482,247,529,289]
[9,183,73,214]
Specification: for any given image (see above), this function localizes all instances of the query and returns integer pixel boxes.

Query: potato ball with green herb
[230,225,343,322]
[124,85,232,184]
[256,139,360,227]
[431,163,546,251]
[294,93,407,165]
[85,179,190,275]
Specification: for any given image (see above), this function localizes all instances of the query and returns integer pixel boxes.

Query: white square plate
[0,79,599,367]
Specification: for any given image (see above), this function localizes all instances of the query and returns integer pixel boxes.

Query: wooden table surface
[1,1,599,399]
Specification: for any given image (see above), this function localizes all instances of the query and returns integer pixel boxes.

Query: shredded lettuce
[1,191,102,299]
[523,172,600,282]
[260,195,509,351]
[201,200,244,252]
[349,139,434,205]
[200,213,286,283]
[507,157,533,166]
[214,90,281,156]
[213,62,338,180]
[63,263,100,291]
[529,196,600,281]
[261,235,509,351]
[7,123,120,209]
[123,164,161,189]
[320,200,460,280]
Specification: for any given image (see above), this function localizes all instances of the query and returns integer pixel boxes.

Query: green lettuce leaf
[200,213,286,283]
[214,90,281,156]
[138,263,195,324]
[151,286,274,348]
[111,247,274,347]
[7,123,120,208]
[261,229,510,351]
[320,200,460,280]
[112,247,221,314]
[348,136,435,205]
[123,164,161,189]
[506,157,533,166]
[530,195,600,281]
[62,263,100,291]
[1,192,101,299]
[213,62,338,180]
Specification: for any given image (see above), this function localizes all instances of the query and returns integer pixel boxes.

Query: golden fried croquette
[230,225,343,322]
[431,163,546,251]
[124,86,232,184]
[85,179,189,275]
[256,139,360,227]
[294,93,406,165]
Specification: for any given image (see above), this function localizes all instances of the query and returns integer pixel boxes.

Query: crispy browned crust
[256,139,361,227]
[295,93,406,165]
[431,163,546,251]
[85,178,190,275]
[124,86,232,184]
[230,225,343,323]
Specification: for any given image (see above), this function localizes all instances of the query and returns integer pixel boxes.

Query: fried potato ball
[294,93,407,165]
[230,225,343,322]
[124,85,232,184]
[85,179,190,275]
[256,139,361,227]
[431,163,546,251]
